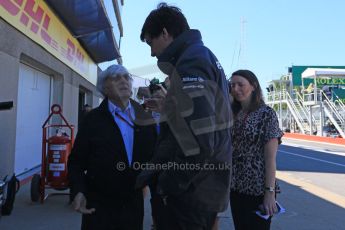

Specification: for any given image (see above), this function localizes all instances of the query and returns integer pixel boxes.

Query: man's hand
[72,192,95,214]
[145,84,167,113]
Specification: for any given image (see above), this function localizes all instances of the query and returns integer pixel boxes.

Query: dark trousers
[152,195,217,230]
[230,191,271,230]
[81,191,144,230]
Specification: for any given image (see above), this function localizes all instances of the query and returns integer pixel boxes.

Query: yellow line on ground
[276,171,345,209]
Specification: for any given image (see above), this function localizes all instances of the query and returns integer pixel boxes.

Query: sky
[106,0,345,88]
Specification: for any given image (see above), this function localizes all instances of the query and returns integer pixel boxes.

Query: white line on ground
[278,150,345,168]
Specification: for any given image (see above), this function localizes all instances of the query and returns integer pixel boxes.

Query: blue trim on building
[46,0,120,63]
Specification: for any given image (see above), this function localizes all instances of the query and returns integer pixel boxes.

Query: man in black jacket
[68,64,156,230]
[138,3,232,230]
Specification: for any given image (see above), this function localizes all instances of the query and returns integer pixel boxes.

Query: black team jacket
[139,29,232,212]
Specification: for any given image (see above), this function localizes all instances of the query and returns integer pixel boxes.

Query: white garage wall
[14,63,51,175]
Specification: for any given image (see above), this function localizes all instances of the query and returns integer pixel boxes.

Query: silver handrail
[293,89,317,125]
[286,91,305,125]
[322,91,344,123]
[333,92,345,114]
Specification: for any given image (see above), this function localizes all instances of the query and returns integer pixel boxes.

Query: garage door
[15,63,51,175]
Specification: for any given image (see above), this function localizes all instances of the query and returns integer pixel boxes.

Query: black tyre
[30,174,41,202]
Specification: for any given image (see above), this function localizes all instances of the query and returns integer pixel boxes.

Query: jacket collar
[108,99,132,114]
[98,98,155,126]
[99,98,132,113]
[157,29,203,75]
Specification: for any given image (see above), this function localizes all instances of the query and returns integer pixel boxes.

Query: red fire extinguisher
[46,130,72,187]
[30,104,74,203]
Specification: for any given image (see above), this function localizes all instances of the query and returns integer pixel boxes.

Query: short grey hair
[96,64,132,96]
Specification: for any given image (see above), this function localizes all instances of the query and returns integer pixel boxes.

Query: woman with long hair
[229,70,283,230]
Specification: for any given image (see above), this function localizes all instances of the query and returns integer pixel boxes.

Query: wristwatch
[265,186,275,192]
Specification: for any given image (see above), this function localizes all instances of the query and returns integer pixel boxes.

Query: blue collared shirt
[152,111,161,134]
[108,100,135,165]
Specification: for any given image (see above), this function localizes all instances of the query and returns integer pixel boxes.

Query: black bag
[0,174,20,216]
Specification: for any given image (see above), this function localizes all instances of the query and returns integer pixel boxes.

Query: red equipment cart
[30,104,74,203]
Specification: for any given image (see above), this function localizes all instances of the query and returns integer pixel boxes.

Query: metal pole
[309,106,313,135]
[279,82,283,129]
[314,76,317,104]
[319,102,324,136]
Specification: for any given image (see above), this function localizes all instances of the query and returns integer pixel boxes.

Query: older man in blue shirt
[68,64,157,230]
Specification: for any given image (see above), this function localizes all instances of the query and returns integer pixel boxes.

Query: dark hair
[140,2,190,41]
[230,69,264,116]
